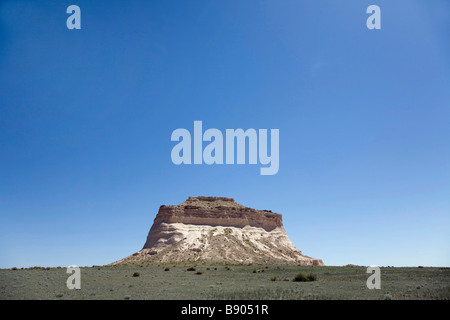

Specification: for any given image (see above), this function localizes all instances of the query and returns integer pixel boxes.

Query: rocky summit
[111,197,324,266]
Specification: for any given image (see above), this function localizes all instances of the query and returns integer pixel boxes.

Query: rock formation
[111,197,324,266]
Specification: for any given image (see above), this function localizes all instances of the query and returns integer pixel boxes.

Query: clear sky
[0,0,449,268]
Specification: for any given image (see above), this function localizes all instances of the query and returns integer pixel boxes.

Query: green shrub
[307,273,317,281]
[292,273,317,282]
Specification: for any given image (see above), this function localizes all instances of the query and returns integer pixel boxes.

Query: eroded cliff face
[144,197,282,248]
[111,197,324,266]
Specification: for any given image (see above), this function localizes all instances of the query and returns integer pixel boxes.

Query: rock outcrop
[111,197,324,266]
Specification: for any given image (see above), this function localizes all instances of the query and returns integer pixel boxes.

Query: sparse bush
[225,266,233,271]
[196,271,203,275]
[270,277,278,281]
[132,272,140,277]
[292,273,308,282]
[164,267,170,271]
[307,273,317,281]
[292,273,317,282]
[187,267,196,271]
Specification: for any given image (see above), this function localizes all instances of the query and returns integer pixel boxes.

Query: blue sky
[0,0,449,268]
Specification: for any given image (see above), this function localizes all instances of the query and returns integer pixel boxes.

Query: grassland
[1,265,448,300]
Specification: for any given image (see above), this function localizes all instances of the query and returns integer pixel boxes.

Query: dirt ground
[1,265,448,300]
